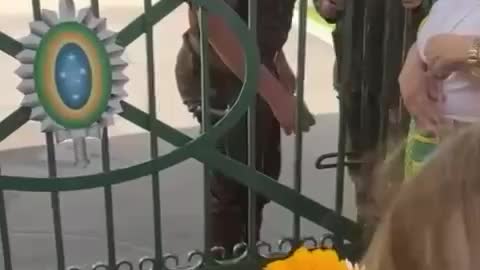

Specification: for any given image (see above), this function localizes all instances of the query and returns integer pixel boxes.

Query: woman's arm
[399,42,442,132]
[424,34,479,79]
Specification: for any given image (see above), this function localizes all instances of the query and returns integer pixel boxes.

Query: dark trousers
[344,90,381,245]
[334,60,382,246]
[208,97,281,255]
[175,39,281,256]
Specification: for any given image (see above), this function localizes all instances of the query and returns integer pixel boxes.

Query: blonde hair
[362,123,480,270]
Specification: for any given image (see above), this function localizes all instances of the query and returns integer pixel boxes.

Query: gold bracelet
[467,38,480,65]
[467,38,480,77]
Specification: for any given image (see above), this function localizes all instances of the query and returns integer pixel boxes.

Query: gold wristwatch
[467,37,480,77]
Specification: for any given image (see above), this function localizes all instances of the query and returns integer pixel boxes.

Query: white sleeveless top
[417,0,480,122]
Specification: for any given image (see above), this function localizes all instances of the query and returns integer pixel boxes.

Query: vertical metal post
[32,1,66,269]
[143,0,164,269]
[46,133,66,270]
[247,0,258,257]
[198,4,213,263]
[90,1,117,269]
[359,0,368,145]
[0,167,12,270]
[335,0,357,246]
[73,138,89,168]
[379,0,406,152]
[293,0,308,245]
[32,0,41,21]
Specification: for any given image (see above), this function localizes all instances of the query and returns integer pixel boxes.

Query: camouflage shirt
[185,0,296,68]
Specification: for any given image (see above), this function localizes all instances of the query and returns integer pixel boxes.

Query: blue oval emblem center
[54,43,92,110]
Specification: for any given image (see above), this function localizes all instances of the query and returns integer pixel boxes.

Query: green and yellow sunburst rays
[15,0,128,143]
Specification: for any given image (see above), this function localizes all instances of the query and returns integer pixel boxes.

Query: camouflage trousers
[335,79,382,246]
[175,38,281,257]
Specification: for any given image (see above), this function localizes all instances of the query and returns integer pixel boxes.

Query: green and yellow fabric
[404,122,439,179]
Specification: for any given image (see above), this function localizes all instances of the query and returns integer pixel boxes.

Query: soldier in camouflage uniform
[175,0,315,256]
[314,0,385,247]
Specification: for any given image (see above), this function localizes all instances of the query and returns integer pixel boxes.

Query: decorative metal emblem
[15,0,128,143]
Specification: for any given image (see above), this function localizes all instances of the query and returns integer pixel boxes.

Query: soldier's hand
[271,93,315,135]
[299,100,317,130]
[402,0,423,9]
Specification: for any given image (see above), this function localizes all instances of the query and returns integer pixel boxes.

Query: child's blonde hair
[362,123,480,270]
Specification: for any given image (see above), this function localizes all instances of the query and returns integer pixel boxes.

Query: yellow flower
[311,249,346,270]
[265,259,290,270]
[289,247,314,269]
[264,247,360,270]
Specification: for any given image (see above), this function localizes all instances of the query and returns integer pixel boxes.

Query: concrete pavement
[0,3,355,269]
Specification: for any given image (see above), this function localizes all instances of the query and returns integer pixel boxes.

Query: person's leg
[175,41,246,256]
[344,91,381,247]
[238,98,282,242]
[209,96,281,256]
[207,90,250,257]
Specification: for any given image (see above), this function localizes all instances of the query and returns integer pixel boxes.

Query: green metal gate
[0,0,363,269]
[0,0,438,269]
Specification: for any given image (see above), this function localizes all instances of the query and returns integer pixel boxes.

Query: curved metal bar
[232,242,248,258]
[65,238,345,270]
[319,233,336,249]
[185,250,205,270]
[162,253,180,269]
[92,262,109,270]
[210,246,226,260]
[0,0,260,193]
[161,251,206,270]
[256,241,273,257]
[301,236,318,248]
[277,238,294,254]
[138,257,156,270]
[115,260,134,270]
[213,252,248,266]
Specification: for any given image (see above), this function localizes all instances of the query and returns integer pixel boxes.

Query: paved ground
[0,2,356,269]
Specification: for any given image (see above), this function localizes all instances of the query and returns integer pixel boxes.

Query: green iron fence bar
[45,132,66,270]
[379,0,406,148]
[246,0,258,260]
[143,0,164,269]
[101,128,116,270]
[30,0,66,269]
[86,0,119,268]
[197,3,214,263]
[0,0,259,150]
[0,108,31,143]
[378,0,429,151]
[32,0,42,20]
[0,0,260,189]
[332,0,363,250]
[0,102,361,241]
[0,1,368,268]
[293,0,308,246]
[0,168,12,270]
[116,0,183,48]
[119,104,362,243]
[0,32,23,57]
